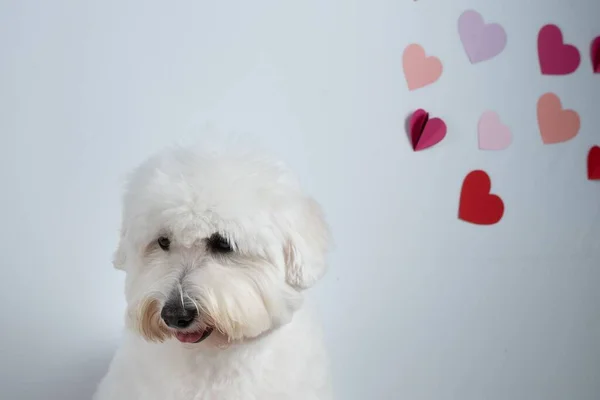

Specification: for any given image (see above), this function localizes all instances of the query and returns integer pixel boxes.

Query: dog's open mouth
[175,327,213,344]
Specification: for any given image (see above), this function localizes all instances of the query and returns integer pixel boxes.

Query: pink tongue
[175,330,204,343]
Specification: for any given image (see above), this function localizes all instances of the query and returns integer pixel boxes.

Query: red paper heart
[538,24,581,75]
[591,36,600,73]
[409,109,447,151]
[588,146,600,180]
[458,170,504,225]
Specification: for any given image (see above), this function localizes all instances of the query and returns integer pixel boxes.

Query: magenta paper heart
[409,109,447,151]
[538,24,581,75]
[458,10,507,63]
[591,36,600,73]
[478,111,512,150]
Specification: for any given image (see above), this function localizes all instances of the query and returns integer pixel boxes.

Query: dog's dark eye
[157,236,170,251]
[207,233,233,254]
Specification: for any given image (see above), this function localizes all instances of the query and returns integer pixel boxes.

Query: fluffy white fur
[93,146,332,400]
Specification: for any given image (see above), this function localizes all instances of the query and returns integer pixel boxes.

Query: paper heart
[588,146,600,180]
[458,10,507,64]
[591,36,600,73]
[409,109,447,151]
[458,170,504,225]
[538,24,581,75]
[478,111,512,150]
[402,44,443,91]
[537,93,580,144]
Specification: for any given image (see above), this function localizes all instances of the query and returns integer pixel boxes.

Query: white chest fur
[93,308,332,400]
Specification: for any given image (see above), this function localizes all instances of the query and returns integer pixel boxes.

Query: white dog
[93,146,332,400]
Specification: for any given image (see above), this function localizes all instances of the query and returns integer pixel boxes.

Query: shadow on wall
[3,348,114,400]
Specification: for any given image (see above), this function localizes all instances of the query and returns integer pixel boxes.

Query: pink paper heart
[402,44,443,91]
[478,111,512,150]
[538,24,581,75]
[409,109,447,151]
[458,10,507,64]
[537,92,580,144]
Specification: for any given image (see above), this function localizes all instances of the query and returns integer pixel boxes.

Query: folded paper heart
[591,36,600,73]
[409,109,447,151]
[458,170,504,225]
[588,146,600,180]
[538,24,581,75]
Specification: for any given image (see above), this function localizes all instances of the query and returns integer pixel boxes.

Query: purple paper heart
[458,10,507,63]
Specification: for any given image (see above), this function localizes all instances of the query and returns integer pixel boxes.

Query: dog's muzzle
[160,297,213,344]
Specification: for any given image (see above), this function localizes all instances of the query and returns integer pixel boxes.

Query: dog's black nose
[160,301,198,329]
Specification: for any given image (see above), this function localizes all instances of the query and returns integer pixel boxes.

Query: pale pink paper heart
[478,111,512,150]
[402,44,443,90]
[458,10,507,64]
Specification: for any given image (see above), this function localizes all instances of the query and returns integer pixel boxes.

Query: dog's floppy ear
[284,197,331,290]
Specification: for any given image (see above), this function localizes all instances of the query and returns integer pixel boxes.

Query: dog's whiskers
[177,282,185,309]
[185,294,201,319]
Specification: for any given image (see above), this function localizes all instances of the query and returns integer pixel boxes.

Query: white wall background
[1,1,599,399]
